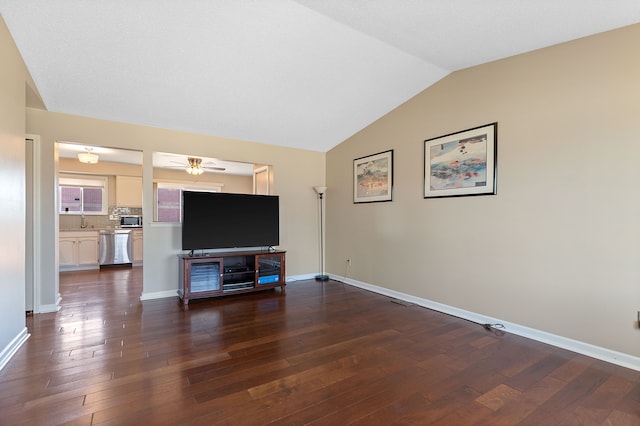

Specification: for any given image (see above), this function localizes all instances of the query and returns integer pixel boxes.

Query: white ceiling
[2,1,639,152]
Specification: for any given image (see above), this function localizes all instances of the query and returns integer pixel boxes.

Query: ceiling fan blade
[159,157,225,172]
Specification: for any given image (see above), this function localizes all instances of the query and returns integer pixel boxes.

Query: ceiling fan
[167,157,226,175]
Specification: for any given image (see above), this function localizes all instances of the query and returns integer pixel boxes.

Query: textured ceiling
[2,1,639,152]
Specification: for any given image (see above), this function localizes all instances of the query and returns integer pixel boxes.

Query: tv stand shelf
[178,250,286,305]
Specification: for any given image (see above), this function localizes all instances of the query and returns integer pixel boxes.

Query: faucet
[80,213,87,229]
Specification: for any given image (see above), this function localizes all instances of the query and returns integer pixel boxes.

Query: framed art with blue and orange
[353,150,393,203]
[424,123,497,199]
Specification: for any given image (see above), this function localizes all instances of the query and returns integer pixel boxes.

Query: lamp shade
[314,186,327,196]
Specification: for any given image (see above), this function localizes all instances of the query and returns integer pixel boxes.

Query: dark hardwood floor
[0,267,638,425]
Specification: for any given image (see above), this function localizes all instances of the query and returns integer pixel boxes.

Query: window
[154,181,222,223]
[157,187,182,222]
[59,175,108,215]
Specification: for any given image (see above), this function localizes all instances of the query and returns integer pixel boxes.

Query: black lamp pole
[314,186,329,281]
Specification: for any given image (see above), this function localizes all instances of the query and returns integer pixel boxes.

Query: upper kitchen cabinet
[116,176,142,208]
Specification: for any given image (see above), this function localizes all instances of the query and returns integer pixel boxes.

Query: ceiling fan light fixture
[186,157,204,175]
[78,148,99,164]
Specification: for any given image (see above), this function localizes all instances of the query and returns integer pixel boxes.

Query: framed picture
[424,123,497,198]
[353,150,393,203]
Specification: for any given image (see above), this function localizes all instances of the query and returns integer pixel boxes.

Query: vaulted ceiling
[2,1,639,152]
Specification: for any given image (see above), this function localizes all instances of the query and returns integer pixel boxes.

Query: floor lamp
[314,186,329,281]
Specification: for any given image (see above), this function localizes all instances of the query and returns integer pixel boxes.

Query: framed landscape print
[353,150,393,203]
[424,123,497,198]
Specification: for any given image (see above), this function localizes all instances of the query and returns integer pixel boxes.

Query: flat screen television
[181,191,279,251]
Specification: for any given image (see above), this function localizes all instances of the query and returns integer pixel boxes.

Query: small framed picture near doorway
[353,150,393,203]
[424,123,497,198]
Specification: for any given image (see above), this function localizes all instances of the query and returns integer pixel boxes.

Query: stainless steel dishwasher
[99,229,132,267]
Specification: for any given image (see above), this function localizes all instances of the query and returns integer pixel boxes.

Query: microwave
[120,215,142,227]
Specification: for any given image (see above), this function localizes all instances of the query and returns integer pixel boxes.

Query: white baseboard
[331,274,640,372]
[59,265,99,272]
[35,292,61,314]
[37,304,61,313]
[140,290,179,301]
[286,273,317,282]
[0,327,30,372]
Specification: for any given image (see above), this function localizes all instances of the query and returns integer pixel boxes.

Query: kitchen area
[57,143,262,273]
[58,144,143,272]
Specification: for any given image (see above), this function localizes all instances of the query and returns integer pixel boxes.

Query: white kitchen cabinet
[116,176,142,208]
[59,231,99,270]
[58,237,77,267]
[132,229,143,265]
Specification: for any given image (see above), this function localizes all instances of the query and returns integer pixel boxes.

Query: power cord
[483,323,506,336]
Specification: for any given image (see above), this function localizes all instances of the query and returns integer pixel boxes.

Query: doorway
[57,142,144,304]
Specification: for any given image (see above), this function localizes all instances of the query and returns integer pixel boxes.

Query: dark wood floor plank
[236,348,417,425]
[194,342,419,425]
[517,364,614,424]
[259,364,429,425]
[0,266,638,425]
[603,408,640,426]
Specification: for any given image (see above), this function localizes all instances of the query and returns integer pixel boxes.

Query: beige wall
[326,24,640,358]
[0,16,32,360]
[26,109,325,297]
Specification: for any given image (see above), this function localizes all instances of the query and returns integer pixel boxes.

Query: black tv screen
[182,191,279,250]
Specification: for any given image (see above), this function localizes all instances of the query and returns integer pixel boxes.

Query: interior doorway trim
[253,165,270,195]
[26,134,42,313]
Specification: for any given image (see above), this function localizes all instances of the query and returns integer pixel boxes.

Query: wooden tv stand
[178,250,286,305]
